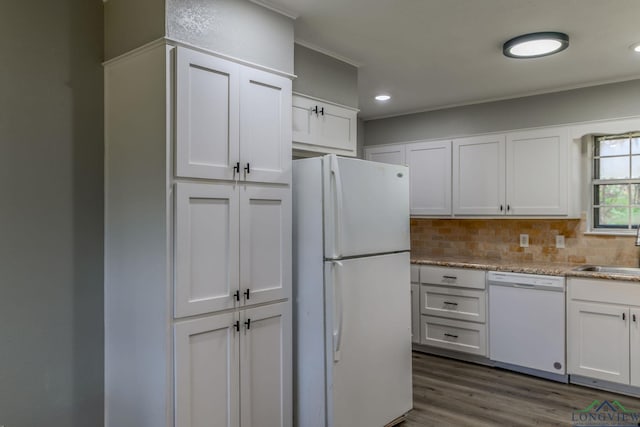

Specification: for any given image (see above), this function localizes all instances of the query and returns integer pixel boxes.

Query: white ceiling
[255,0,640,120]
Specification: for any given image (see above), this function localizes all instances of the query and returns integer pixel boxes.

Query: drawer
[568,277,640,306]
[411,265,420,284]
[421,315,487,356]
[420,266,485,289]
[421,285,486,323]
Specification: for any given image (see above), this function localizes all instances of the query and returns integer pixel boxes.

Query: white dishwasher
[488,271,567,382]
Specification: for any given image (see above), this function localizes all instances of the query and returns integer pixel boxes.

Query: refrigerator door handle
[329,155,344,259]
[332,260,344,362]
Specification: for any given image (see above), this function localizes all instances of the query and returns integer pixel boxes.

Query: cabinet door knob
[233,290,240,302]
[623,312,626,321]
[233,162,240,174]
[244,163,250,174]
[507,204,511,212]
[312,105,319,115]
[234,320,240,332]
[244,289,251,300]
[245,318,251,330]
[633,314,637,322]
[500,205,504,212]
[320,107,325,116]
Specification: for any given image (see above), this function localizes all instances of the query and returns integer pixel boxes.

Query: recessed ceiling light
[631,43,640,53]
[375,94,391,101]
[503,32,569,59]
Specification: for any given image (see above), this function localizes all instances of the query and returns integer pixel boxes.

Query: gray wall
[167,0,294,73]
[293,44,358,108]
[104,0,165,60]
[364,79,640,145]
[0,1,104,426]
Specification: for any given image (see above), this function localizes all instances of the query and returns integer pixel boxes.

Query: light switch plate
[556,235,565,248]
[520,234,529,248]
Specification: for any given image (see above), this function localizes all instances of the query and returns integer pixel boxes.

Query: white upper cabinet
[364,144,406,165]
[453,134,506,215]
[176,47,290,184]
[453,127,571,216]
[176,48,240,181]
[506,127,568,215]
[406,140,452,216]
[239,67,292,184]
[292,94,358,157]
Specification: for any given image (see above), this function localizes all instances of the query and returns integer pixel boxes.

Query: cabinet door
[406,140,452,215]
[175,183,240,318]
[631,308,640,387]
[175,312,240,427]
[506,127,568,215]
[315,102,357,157]
[453,135,505,215]
[568,301,630,384]
[364,144,406,165]
[240,302,292,427]
[239,185,291,306]
[176,47,240,180]
[411,283,420,344]
[240,67,291,184]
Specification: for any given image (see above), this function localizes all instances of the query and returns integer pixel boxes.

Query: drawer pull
[623,312,626,321]
[442,275,457,280]
[444,333,458,339]
[633,314,637,322]
[443,301,458,306]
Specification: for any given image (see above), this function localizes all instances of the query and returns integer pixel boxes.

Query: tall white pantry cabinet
[105,41,293,427]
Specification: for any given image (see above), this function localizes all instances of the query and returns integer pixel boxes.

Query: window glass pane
[631,184,640,205]
[632,207,640,227]
[598,156,629,179]
[631,137,640,154]
[595,207,629,227]
[595,184,629,205]
[633,156,640,179]
[598,138,629,156]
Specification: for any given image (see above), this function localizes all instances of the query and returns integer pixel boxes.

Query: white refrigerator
[293,154,412,427]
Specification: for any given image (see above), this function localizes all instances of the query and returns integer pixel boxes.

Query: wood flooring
[403,351,640,426]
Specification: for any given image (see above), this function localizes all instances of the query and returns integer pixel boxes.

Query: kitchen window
[592,132,640,231]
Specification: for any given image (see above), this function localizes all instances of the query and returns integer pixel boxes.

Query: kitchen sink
[573,265,640,276]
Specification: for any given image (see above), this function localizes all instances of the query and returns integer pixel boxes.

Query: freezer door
[325,252,412,427]
[323,155,409,259]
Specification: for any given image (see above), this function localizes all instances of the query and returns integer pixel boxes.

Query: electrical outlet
[519,234,529,248]
[556,235,565,248]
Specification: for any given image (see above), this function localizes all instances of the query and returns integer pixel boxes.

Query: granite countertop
[411,256,640,282]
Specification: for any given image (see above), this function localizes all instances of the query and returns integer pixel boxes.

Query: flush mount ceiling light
[503,32,569,59]
[631,42,640,53]
[375,94,391,101]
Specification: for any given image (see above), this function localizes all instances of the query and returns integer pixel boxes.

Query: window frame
[590,132,640,233]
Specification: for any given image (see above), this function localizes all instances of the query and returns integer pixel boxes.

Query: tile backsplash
[411,215,640,266]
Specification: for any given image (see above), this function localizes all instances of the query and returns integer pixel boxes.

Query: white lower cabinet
[568,302,630,383]
[567,278,640,387]
[419,266,487,356]
[176,302,291,427]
